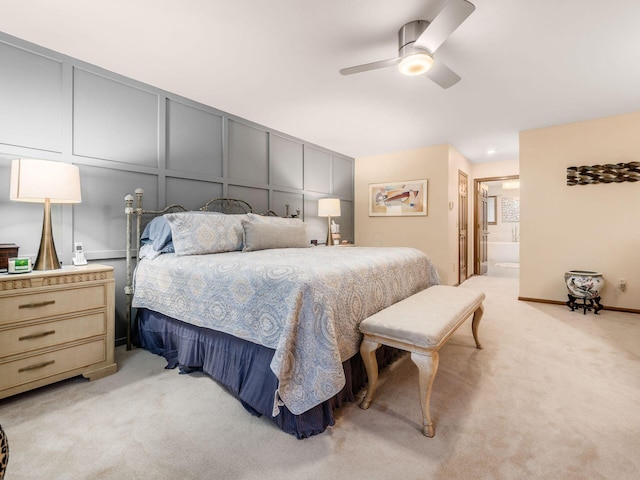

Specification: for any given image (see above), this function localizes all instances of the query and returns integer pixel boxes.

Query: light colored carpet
[1,275,639,480]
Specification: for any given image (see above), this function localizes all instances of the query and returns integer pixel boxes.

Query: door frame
[473,175,519,276]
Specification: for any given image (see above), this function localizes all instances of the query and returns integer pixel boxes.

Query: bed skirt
[136,309,398,439]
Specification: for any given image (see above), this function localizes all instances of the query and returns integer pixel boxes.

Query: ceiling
[2,0,640,163]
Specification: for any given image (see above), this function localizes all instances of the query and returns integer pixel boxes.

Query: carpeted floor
[1,275,639,479]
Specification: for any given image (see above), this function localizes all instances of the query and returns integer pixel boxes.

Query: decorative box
[0,244,19,270]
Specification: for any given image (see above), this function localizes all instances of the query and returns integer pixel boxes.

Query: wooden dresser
[0,264,117,399]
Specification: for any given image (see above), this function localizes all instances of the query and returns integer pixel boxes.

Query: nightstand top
[0,263,112,278]
[0,264,114,290]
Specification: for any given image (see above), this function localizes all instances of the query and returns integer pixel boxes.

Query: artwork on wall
[369,180,427,216]
[501,197,520,222]
[567,162,640,186]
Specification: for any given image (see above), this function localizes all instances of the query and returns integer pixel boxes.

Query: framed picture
[501,197,520,222]
[369,180,427,216]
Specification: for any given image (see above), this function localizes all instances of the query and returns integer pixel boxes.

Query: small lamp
[318,198,341,246]
[10,159,82,270]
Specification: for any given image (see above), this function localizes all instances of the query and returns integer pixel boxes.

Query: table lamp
[10,159,82,270]
[317,198,341,246]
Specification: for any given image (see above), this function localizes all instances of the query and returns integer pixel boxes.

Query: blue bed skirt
[136,309,397,439]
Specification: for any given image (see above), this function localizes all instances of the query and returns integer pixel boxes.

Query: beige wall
[520,111,640,309]
[474,159,519,179]
[355,144,471,285]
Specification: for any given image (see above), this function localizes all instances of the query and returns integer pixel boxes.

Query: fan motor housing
[398,20,430,57]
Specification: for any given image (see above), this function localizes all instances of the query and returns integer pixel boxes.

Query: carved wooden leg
[472,303,484,349]
[359,338,381,410]
[410,351,440,437]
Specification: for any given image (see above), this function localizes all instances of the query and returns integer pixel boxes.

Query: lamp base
[326,215,333,246]
[34,199,61,270]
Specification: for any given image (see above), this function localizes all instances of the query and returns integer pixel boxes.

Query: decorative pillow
[140,215,173,252]
[242,221,310,252]
[246,212,303,225]
[165,212,246,255]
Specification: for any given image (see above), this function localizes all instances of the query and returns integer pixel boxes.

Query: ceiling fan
[339,0,475,89]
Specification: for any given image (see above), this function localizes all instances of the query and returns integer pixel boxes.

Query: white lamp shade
[318,198,341,217]
[10,159,82,204]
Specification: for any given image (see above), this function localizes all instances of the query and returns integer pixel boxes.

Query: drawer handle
[19,360,55,373]
[19,330,56,341]
[18,300,55,309]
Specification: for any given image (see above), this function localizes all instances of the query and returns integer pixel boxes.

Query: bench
[359,285,485,437]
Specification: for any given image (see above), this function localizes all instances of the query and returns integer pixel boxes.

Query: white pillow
[242,221,310,252]
[165,212,246,255]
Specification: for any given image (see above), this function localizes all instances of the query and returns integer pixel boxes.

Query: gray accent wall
[0,33,354,346]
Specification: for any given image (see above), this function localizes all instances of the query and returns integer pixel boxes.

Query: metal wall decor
[566,162,640,186]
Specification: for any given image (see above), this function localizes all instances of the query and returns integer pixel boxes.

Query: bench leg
[410,351,439,437]
[472,303,484,349]
[359,339,381,410]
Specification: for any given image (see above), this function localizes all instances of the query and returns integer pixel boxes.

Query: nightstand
[0,264,117,399]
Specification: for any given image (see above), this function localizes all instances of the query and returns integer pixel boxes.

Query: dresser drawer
[0,285,106,325]
[0,339,106,392]
[0,312,106,359]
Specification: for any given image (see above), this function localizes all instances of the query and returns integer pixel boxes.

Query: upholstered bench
[359,285,485,437]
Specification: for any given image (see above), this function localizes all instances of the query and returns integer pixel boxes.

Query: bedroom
[1,1,640,478]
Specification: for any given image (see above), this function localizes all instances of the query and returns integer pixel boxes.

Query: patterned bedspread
[133,246,440,415]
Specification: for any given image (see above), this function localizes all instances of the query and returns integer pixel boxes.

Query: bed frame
[124,188,274,350]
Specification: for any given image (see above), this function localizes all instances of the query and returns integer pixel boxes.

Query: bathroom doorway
[474,176,520,278]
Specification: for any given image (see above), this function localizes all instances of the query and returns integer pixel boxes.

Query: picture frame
[369,180,427,216]
[501,196,520,222]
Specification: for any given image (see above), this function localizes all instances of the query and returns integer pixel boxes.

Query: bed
[124,189,440,438]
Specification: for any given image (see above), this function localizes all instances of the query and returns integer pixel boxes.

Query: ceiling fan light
[398,52,434,76]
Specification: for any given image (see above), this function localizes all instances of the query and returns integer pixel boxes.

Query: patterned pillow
[246,212,303,225]
[165,212,246,255]
[242,221,310,252]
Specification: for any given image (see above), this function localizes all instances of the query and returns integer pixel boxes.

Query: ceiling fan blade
[414,0,475,53]
[339,57,401,76]
[425,59,461,89]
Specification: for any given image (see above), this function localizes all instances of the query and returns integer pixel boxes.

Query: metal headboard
[123,188,256,350]
[200,197,253,214]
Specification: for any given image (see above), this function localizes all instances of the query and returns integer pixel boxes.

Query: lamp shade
[10,159,82,204]
[9,159,82,271]
[318,198,341,217]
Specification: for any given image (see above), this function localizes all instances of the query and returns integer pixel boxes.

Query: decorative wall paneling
[0,32,354,345]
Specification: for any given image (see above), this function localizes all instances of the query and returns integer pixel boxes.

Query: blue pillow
[141,216,173,252]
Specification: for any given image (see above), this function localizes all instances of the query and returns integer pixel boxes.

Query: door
[458,171,468,285]
[476,182,489,275]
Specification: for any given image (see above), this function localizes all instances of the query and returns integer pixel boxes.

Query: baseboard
[518,296,640,314]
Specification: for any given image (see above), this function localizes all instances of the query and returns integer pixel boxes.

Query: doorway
[474,175,520,278]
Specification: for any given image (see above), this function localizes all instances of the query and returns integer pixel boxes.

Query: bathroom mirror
[487,196,497,225]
